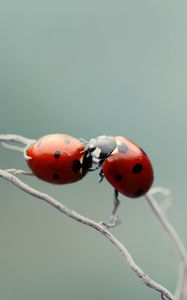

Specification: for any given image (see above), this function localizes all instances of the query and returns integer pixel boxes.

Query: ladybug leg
[112,189,120,216]
[108,189,121,227]
[88,168,105,183]
[88,159,104,172]
[99,169,105,182]
[88,165,99,171]
[99,189,121,229]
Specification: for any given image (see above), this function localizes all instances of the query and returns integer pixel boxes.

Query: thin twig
[175,264,187,300]
[149,186,173,213]
[0,134,35,145]
[145,193,187,263]
[0,142,25,153]
[0,169,175,300]
[145,193,187,300]
[5,169,34,176]
[0,134,35,160]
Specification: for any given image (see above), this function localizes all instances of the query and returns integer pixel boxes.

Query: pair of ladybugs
[26,134,154,224]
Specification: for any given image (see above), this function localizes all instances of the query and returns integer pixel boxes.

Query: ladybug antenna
[79,138,90,154]
[79,138,88,146]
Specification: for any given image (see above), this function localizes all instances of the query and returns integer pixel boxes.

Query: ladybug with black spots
[25,134,92,184]
[87,135,154,222]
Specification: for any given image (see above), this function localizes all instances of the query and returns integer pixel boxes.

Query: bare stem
[5,169,34,176]
[0,169,175,300]
[0,142,25,153]
[145,193,187,300]
[0,134,35,145]
[175,264,187,300]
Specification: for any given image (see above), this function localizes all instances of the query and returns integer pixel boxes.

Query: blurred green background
[0,0,187,299]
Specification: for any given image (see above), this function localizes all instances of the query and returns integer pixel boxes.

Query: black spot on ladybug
[115,174,123,181]
[72,160,82,173]
[132,163,143,174]
[64,139,71,144]
[54,151,61,159]
[118,143,128,153]
[35,140,42,147]
[53,173,60,180]
[134,189,144,197]
[140,147,147,156]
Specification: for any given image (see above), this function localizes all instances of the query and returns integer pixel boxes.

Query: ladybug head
[86,136,117,162]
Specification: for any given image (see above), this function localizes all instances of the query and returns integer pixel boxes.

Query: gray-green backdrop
[0,1,187,299]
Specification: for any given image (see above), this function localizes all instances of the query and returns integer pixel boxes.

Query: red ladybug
[26,134,92,184]
[102,136,153,198]
[87,135,154,198]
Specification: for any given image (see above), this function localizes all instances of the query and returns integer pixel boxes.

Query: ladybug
[102,136,153,197]
[87,135,154,221]
[25,134,92,184]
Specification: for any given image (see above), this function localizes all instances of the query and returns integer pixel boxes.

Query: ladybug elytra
[26,134,92,184]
